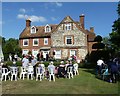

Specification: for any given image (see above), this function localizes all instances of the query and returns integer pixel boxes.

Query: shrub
[6,61,22,66]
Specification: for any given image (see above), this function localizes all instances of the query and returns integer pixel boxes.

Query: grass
[1,68,119,94]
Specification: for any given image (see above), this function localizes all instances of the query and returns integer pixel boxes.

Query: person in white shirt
[96,58,105,76]
[47,61,55,73]
[22,55,29,69]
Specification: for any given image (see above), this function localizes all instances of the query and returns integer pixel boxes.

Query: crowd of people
[96,57,120,83]
[1,52,120,83]
[0,53,79,81]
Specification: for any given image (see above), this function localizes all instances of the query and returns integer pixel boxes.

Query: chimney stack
[26,19,31,27]
[90,27,94,33]
[80,14,85,29]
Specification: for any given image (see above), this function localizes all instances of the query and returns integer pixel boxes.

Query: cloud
[19,8,26,13]
[44,2,63,9]
[30,15,47,22]
[55,2,63,7]
[17,14,28,19]
[17,14,47,23]
[51,17,57,21]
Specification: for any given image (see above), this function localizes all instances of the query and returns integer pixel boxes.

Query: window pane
[34,40,38,44]
[67,39,72,44]
[24,41,28,45]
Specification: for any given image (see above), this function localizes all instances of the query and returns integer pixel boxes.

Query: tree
[92,35,105,50]
[2,37,22,60]
[109,2,120,52]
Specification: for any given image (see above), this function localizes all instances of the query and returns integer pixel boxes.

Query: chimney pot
[26,19,31,27]
[90,27,94,32]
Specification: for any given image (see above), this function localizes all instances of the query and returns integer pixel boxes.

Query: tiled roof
[19,24,58,39]
[19,16,95,41]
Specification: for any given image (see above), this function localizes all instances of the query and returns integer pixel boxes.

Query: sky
[1,2,118,39]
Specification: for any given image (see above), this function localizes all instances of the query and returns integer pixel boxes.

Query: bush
[6,61,22,66]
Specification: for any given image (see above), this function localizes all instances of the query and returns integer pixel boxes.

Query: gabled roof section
[61,16,74,23]
[19,24,57,39]
[52,15,87,34]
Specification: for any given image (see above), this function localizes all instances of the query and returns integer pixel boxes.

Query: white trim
[45,24,51,32]
[23,39,29,46]
[55,50,61,59]
[44,38,48,45]
[33,39,39,46]
[32,49,39,57]
[31,26,36,34]
[65,23,71,30]
[70,50,76,57]
[65,36,73,45]
[22,49,29,55]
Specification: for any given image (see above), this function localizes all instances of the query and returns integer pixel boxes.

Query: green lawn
[1,68,119,94]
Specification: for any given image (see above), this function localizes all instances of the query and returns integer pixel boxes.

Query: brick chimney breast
[79,14,85,29]
[26,19,31,27]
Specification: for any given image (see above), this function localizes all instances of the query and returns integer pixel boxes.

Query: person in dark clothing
[108,59,118,83]
[46,53,49,61]
[37,53,40,61]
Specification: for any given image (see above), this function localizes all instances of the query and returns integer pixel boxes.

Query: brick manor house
[19,14,96,60]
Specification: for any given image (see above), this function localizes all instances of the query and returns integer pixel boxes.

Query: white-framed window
[23,39,29,46]
[33,39,39,46]
[55,50,61,59]
[70,50,76,57]
[65,36,73,45]
[31,26,36,34]
[44,38,48,45]
[22,49,29,55]
[45,24,51,32]
[65,23,71,30]
[32,49,39,58]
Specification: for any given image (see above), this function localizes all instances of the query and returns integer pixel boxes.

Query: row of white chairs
[0,64,79,82]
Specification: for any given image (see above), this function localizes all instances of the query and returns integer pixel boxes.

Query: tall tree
[109,2,120,52]
[92,35,105,50]
[2,37,22,60]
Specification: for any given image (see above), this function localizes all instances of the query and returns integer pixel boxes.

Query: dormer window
[45,24,51,32]
[31,26,36,34]
[65,23,71,30]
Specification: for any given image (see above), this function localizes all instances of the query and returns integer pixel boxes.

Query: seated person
[58,61,66,78]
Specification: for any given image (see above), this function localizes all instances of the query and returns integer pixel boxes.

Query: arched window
[45,24,51,32]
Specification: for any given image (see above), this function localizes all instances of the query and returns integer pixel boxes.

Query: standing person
[40,52,43,61]
[12,54,14,61]
[96,58,105,76]
[14,54,18,61]
[108,59,119,83]
[9,53,12,61]
[28,54,33,63]
[22,55,29,69]
[46,52,49,61]
[37,52,40,61]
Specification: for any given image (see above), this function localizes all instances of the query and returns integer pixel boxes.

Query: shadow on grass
[82,68,96,75]
[82,68,110,82]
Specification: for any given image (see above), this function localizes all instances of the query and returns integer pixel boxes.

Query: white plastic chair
[27,66,34,80]
[73,63,79,75]
[10,67,18,81]
[20,67,27,80]
[38,64,45,78]
[1,68,10,81]
[67,66,73,79]
[36,67,44,81]
[48,68,55,82]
